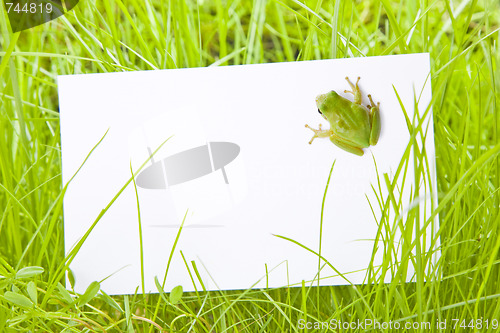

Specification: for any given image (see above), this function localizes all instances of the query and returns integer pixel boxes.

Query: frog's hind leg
[305,124,332,144]
[367,94,381,146]
[344,76,362,105]
[330,135,364,156]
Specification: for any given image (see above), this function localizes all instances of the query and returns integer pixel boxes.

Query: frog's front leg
[329,135,364,156]
[367,94,381,146]
[305,124,332,144]
[344,76,362,105]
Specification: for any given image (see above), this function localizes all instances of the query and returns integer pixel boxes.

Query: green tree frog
[305,76,381,156]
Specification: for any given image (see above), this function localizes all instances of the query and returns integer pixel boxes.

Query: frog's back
[328,93,371,148]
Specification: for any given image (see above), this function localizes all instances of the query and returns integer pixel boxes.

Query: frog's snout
[315,94,326,107]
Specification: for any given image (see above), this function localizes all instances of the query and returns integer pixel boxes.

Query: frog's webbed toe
[305,124,332,144]
[367,94,379,109]
[344,76,362,105]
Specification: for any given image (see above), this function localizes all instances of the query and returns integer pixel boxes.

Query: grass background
[1,0,499,331]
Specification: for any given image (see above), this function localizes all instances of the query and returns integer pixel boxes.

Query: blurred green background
[1,0,499,331]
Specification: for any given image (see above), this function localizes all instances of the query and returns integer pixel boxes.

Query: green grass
[1,0,499,331]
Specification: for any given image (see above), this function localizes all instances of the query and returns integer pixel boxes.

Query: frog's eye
[317,109,322,115]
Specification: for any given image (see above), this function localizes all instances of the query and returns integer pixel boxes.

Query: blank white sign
[58,54,438,295]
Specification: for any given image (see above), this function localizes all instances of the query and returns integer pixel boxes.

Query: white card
[58,54,438,294]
